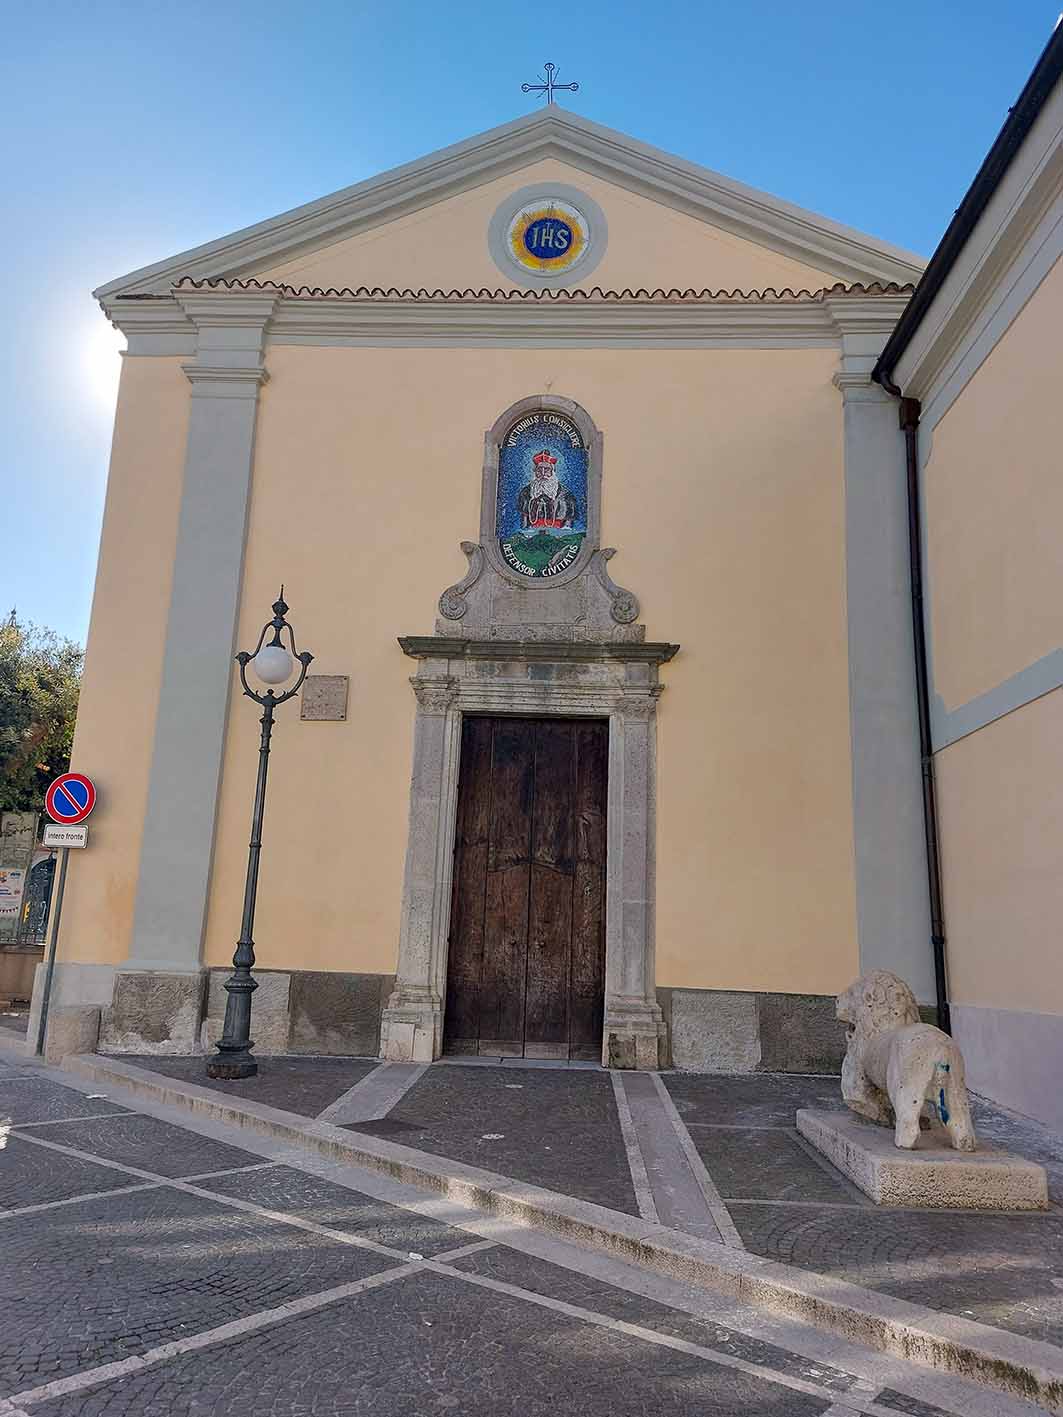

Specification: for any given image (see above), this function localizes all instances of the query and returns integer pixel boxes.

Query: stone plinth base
[379,987,443,1062]
[100,969,208,1055]
[797,1108,1048,1210]
[44,1005,101,1063]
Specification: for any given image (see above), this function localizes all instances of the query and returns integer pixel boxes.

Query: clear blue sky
[3,1,1057,644]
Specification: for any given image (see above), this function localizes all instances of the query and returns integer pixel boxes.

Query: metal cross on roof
[522,62,579,106]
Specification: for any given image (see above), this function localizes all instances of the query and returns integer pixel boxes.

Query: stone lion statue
[837,971,977,1152]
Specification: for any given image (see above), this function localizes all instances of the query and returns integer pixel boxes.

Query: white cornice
[105,288,909,352]
[93,111,924,301]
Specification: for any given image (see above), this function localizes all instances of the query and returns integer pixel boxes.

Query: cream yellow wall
[257,160,837,296]
[925,254,1063,710]
[202,345,857,996]
[936,687,1063,1015]
[58,357,190,965]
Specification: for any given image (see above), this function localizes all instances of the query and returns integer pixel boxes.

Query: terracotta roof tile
[169,276,913,303]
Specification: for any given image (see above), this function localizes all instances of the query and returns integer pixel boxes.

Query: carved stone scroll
[438,542,484,621]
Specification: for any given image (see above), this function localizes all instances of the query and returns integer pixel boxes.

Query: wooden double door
[444,716,608,1060]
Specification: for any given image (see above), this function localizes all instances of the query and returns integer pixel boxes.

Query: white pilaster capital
[174,290,282,327]
[832,368,893,404]
[824,293,909,399]
[175,288,281,384]
[823,294,911,342]
[180,364,269,397]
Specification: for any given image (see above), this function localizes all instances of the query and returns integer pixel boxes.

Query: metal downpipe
[877,378,951,1033]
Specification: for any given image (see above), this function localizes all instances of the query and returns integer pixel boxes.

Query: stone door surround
[379,638,678,1068]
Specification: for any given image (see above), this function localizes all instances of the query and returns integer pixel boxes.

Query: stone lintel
[797,1108,1049,1210]
[399,636,679,665]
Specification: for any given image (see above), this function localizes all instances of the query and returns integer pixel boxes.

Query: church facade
[33,59,1063,1116]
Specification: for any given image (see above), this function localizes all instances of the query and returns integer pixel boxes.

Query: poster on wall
[496,409,588,579]
[0,867,26,919]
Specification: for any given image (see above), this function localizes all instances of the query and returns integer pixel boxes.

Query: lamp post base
[206,1059,259,1076]
[206,1053,258,1080]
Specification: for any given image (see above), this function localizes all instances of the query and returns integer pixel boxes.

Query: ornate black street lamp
[207,589,313,1080]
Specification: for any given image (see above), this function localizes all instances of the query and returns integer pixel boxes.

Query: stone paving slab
[345,1062,640,1216]
[694,1125,866,1204]
[196,1162,472,1257]
[665,1071,845,1128]
[26,1266,832,1417]
[0,1075,130,1123]
[0,1183,399,1393]
[124,1053,379,1118]
[0,1135,146,1210]
[29,1110,263,1177]
[449,1242,859,1394]
[875,1391,956,1417]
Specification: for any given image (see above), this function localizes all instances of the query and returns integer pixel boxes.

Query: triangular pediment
[96,110,923,301]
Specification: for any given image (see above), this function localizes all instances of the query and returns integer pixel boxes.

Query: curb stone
[60,1052,1063,1414]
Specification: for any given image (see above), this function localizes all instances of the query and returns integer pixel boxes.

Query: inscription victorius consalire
[506,198,590,277]
[497,411,588,579]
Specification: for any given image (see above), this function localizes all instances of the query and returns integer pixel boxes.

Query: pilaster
[112,292,277,1051]
[829,295,934,1000]
[379,673,461,1063]
[602,683,667,1069]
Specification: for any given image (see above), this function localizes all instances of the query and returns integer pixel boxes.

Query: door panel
[444,716,607,1059]
[479,865,530,1052]
[570,721,608,1057]
[444,717,493,1051]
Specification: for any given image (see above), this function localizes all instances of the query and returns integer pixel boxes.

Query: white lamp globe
[253,644,294,685]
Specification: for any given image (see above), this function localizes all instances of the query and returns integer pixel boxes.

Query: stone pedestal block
[379,987,442,1062]
[670,989,760,1072]
[202,969,292,1055]
[797,1108,1049,1210]
[100,969,207,1054]
[289,971,392,1056]
[605,1029,663,1070]
[44,1005,101,1063]
[757,993,846,1073]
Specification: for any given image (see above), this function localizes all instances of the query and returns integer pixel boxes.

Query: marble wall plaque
[300,675,349,721]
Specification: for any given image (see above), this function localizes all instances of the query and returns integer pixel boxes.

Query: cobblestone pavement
[0,1008,30,1037]
[102,1052,1063,1352]
[663,1073,1063,1349]
[345,1062,641,1215]
[128,1054,379,1118]
[3,1057,1046,1416]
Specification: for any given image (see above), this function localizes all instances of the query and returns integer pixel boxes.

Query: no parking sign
[45,772,96,826]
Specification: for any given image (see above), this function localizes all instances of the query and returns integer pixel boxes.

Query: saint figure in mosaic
[518,450,580,530]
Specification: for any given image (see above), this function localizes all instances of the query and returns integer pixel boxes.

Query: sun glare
[80,317,125,416]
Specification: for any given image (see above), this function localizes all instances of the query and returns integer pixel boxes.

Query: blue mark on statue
[523,217,574,261]
[924,1062,951,1125]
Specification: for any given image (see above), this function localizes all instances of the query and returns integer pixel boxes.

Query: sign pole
[37,770,97,1055]
[35,845,70,1057]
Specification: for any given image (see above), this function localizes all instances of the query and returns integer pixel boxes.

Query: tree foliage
[0,612,83,814]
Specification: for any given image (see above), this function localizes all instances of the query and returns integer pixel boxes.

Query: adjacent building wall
[200,344,859,1003]
[917,256,1063,1125]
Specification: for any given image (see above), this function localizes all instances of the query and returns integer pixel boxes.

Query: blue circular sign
[522,217,574,262]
